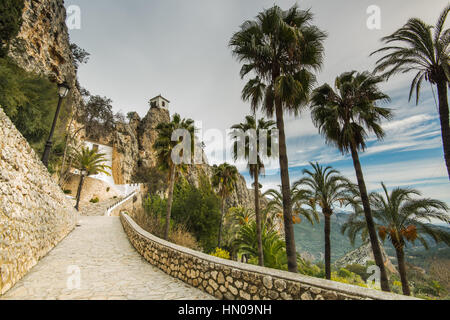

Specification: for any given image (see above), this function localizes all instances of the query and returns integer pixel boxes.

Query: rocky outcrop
[334,241,398,274]
[8,0,82,117]
[109,106,254,209]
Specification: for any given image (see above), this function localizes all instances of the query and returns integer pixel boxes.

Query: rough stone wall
[0,108,78,294]
[121,213,416,301]
[63,175,121,203]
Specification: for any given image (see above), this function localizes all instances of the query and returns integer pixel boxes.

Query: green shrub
[338,268,352,278]
[210,248,231,260]
[0,0,25,57]
[90,197,99,203]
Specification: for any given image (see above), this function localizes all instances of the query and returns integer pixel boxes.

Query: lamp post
[75,168,88,211]
[41,81,70,168]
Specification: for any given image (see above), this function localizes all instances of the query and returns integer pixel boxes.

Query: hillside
[294,211,450,272]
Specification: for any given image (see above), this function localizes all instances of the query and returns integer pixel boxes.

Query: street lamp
[41,81,71,168]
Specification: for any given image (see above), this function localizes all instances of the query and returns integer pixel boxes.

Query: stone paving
[0,216,214,300]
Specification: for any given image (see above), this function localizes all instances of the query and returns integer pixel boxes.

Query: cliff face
[334,241,398,274]
[112,106,254,209]
[8,0,83,135]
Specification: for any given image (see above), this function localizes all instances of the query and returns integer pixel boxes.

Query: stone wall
[0,108,78,294]
[120,213,417,301]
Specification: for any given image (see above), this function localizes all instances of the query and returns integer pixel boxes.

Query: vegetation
[229,4,326,272]
[371,5,450,179]
[0,0,25,57]
[71,146,110,211]
[342,183,450,295]
[0,57,72,173]
[263,185,319,226]
[153,113,196,240]
[212,163,239,248]
[230,115,277,266]
[294,162,353,279]
[210,248,231,260]
[310,71,393,292]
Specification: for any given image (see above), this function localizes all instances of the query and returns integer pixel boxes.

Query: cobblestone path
[1,216,213,300]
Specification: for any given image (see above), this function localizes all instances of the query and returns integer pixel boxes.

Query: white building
[76,140,140,197]
[149,94,170,109]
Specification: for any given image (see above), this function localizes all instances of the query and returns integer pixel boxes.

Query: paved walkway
[1,216,213,300]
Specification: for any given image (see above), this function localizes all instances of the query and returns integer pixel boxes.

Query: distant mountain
[294,211,450,271]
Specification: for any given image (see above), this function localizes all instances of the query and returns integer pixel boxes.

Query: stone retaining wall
[120,213,416,300]
[0,108,78,294]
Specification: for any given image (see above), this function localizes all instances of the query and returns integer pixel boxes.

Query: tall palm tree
[310,71,393,291]
[293,162,353,280]
[212,163,239,248]
[230,115,276,266]
[371,5,450,179]
[263,185,319,227]
[154,113,195,240]
[72,146,110,211]
[229,4,326,272]
[342,183,450,296]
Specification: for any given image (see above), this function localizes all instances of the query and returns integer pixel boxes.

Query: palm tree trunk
[436,80,450,180]
[254,166,264,267]
[74,175,85,211]
[350,141,390,292]
[275,102,298,273]
[394,245,411,296]
[324,209,331,280]
[164,165,176,240]
[217,196,225,248]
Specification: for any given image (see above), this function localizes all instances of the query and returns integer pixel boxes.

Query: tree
[0,0,25,57]
[371,5,450,179]
[230,115,276,266]
[293,162,353,280]
[229,4,326,272]
[263,185,319,227]
[342,183,450,296]
[154,113,195,240]
[236,220,288,270]
[212,163,239,248]
[310,71,393,292]
[70,43,90,70]
[72,146,110,211]
[78,94,115,140]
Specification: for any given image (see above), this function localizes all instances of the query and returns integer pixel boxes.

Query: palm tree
[293,162,353,280]
[236,220,288,270]
[310,71,393,292]
[342,183,450,296]
[371,5,450,179]
[230,115,276,266]
[263,185,319,227]
[72,146,111,211]
[154,113,195,240]
[212,163,239,248]
[229,4,326,272]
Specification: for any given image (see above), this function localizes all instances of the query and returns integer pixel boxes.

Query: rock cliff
[111,106,255,209]
[334,241,398,274]
[8,0,82,117]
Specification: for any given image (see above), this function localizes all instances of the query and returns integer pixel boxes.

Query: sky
[66,0,450,206]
